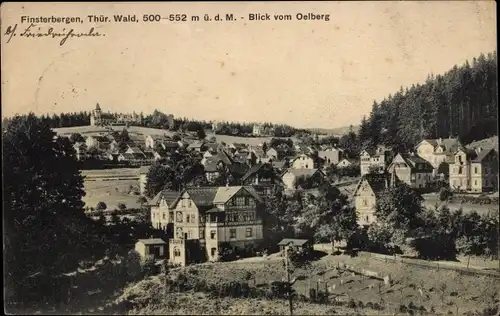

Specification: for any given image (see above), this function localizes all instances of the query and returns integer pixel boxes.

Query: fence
[370,253,500,278]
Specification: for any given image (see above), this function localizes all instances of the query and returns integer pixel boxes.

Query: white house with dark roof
[352,173,391,226]
[359,145,394,176]
[165,186,265,265]
[290,154,316,169]
[415,137,462,177]
[281,168,325,191]
[449,146,498,193]
[135,238,167,260]
[318,148,344,167]
[387,153,434,189]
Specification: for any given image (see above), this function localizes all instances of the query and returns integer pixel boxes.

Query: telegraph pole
[284,245,293,316]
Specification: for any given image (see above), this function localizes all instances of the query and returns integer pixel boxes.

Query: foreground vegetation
[112,252,499,316]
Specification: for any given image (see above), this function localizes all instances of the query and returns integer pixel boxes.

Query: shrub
[96,201,107,211]
[439,187,453,201]
[347,298,357,308]
[117,202,127,210]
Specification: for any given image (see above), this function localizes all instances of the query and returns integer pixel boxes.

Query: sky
[1,1,497,129]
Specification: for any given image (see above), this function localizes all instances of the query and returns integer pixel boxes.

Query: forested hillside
[358,51,497,151]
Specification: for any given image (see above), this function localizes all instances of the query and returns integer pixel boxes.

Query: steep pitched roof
[353,173,390,198]
[399,153,434,172]
[204,160,220,173]
[272,160,287,169]
[184,187,218,207]
[472,148,496,163]
[421,138,462,154]
[277,238,310,247]
[213,186,243,204]
[241,163,266,181]
[149,190,180,207]
[137,238,166,245]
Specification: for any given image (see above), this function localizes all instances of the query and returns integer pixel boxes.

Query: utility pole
[284,245,293,316]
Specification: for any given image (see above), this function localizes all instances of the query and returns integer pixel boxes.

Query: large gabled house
[165,186,265,266]
[85,135,110,150]
[387,153,434,189]
[149,189,180,232]
[318,147,344,167]
[415,137,462,178]
[359,145,394,176]
[240,163,282,195]
[290,153,316,169]
[449,146,498,193]
[281,168,326,191]
[145,134,171,149]
[352,173,391,226]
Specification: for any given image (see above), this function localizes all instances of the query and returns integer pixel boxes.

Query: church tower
[90,103,102,126]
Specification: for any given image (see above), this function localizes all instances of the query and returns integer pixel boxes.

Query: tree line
[358,51,497,152]
[3,114,161,310]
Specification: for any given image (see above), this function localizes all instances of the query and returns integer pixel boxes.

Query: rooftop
[137,238,166,245]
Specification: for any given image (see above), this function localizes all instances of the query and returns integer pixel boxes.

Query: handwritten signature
[4,23,104,46]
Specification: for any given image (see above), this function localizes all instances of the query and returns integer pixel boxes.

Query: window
[169,212,174,222]
[248,212,255,221]
[162,213,166,220]
[181,199,185,208]
[188,200,192,207]
[474,180,478,186]
[200,228,205,239]
[305,164,309,168]
[186,214,190,223]
[245,228,253,237]
[191,214,196,223]
[176,227,183,239]
[475,167,478,174]
[174,247,181,257]
[363,199,368,206]
[230,229,236,239]
[458,167,463,174]
[176,211,183,223]
[211,248,217,256]
[366,216,369,222]
[245,197,249,205]
[210,230,216,239]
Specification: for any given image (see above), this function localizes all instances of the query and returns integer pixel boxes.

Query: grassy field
[114,250,499,315]
[422,193,498,216]
[83,178,142,210]
[54,125,299,147]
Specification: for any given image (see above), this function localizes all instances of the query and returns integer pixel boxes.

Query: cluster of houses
[132,135,498,266]
[354,137,498,226]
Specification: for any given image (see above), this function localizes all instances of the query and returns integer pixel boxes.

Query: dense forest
[358,51,498,152]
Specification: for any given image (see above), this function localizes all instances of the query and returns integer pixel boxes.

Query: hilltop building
[90,103,143,126]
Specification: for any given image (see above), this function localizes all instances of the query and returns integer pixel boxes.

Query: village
[46,101,499,264]
[3,2,498,314]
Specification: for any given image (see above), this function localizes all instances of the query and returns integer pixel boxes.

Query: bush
[439,187,453,201]
[96,201,107,211]
[347,298,357,308]
[117,202,127,210]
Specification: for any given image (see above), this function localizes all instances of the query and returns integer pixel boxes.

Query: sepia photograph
[1,1,498,315]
